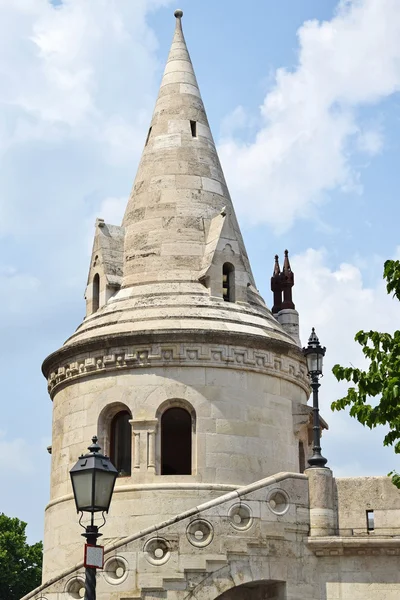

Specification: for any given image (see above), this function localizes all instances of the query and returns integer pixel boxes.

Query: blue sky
[1,0,400,543]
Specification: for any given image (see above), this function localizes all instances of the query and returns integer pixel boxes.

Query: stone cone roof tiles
[57,11,298,353]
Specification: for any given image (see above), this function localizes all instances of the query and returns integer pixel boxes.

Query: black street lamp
[70,436,118,600]
[302,328,328,468]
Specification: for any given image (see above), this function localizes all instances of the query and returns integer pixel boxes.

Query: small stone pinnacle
[174,9,183,18]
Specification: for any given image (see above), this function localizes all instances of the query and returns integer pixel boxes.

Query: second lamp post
[302,328,328,468]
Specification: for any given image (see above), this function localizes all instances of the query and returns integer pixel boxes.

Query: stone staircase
[138,537,263,599]
[21,472,308,600]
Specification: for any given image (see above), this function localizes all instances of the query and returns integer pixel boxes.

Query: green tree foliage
[332,259,400,488]
[0,513,43,600]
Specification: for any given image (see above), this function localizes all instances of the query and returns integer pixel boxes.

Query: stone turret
[41,11,309,582]
[270,250,300,346]
[23,12,400,600]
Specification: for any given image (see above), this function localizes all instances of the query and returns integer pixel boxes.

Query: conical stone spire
[122,10,254,288]
[49,10,300,351]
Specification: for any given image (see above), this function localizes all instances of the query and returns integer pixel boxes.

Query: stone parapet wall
[335,476,400,536]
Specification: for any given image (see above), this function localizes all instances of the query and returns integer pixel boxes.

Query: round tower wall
[44,361,307,580]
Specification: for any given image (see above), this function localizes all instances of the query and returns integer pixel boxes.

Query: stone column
[133,432,141,471]
[147,430,156,473]
[129,419,158,473]
[306,467,336,536]
[276,308,300,346]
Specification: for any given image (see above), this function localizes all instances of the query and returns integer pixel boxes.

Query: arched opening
[161,407,192,475]
[222,262,235,302]
[92,273,100,313]
[214,580,286,599]
[110,410,131,476]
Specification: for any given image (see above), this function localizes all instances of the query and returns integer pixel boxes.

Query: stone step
[179,552,228,572]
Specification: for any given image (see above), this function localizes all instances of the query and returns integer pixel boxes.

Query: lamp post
[70,436,118,600]
[302,328,328,468]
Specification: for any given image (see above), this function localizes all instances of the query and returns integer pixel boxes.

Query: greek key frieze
[47,343,309,397]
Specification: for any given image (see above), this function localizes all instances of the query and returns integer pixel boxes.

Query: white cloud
[294,247,400,476]
[219,0,400,231]
[356,127,384,155]
[0,0,171,151]
[220,106,250,138]
[0,0,173,262]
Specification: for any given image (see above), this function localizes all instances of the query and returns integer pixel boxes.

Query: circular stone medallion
[65,577,85,599]
[228,503,253,531]
[103,556,129,585]
[144,538,171,565]
[186,519,214,547]
[267,489,290,515]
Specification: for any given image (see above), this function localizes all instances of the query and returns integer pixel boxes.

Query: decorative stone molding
[267,489,290,516]
[103,556,129,585]
[144,537,171,565]
[65,577,85,599]
[45,483,239,511]
[46,342,309,397]
[307,537,400,556]
[186,519,214,547]
[228,503,253,531]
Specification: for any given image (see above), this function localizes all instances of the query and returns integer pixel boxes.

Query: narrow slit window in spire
[190,120,197,138]
[92,273,100,313]
[223,263,235,302]
[145,126,152,146]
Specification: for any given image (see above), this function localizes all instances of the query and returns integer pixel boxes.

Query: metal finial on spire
[283,249,291,273]
[174,9,183,18]
[273,254,280,276]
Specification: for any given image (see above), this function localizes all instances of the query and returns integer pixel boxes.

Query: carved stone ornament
[143,537,171,565]
[228,503,254,531]
[186,519,214,547]
[46,342,309,397]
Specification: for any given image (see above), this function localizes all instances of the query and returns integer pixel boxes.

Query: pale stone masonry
[24,10,400,600]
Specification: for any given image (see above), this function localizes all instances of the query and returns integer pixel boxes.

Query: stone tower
[24,11,400,600]
[41,9,309,581]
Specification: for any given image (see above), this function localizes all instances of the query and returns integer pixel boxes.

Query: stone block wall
[44,359,308,580]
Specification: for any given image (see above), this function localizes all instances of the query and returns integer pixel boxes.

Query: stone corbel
[129,419,159,474]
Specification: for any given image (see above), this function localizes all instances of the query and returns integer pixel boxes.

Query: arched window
[110,411,131,476]
[161,407,192,475]
[222,262,235,302]
[92,273,100,313]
